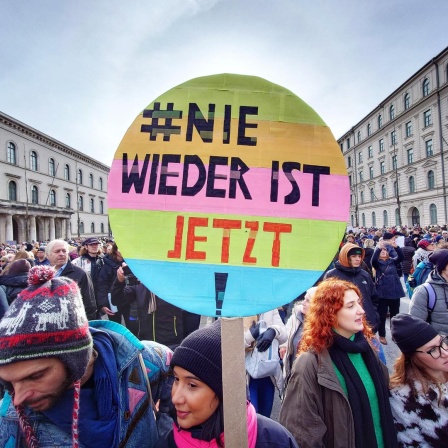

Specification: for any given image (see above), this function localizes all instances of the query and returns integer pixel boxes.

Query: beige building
[339,46,448,229]
[0,111,110,243]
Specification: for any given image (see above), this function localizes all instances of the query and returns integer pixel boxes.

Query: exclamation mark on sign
[214,272,228,316]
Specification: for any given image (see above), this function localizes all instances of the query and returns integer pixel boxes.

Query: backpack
[407,261,433,295]
[423,283,437,323]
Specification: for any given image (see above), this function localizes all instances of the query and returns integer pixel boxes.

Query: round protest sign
[108,74,349,317]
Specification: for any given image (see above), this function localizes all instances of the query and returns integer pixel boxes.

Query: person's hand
[249,321,260,340]
[117,265,126,282]
[279,346,287,359]
[256,328,276,352]
[101,306,115,316]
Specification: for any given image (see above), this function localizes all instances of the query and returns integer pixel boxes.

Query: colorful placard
[108,74,349,317]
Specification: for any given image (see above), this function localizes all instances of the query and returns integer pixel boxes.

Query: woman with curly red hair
[279,278,397,448]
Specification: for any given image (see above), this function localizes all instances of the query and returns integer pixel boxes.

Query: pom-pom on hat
[0,265,93,384]
[171,320,223,400]
[391,314,438,354]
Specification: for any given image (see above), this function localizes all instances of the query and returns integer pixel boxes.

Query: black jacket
[401,243,416,275]
[96,255,121,309]
[372,246,406,299]
[60,261,97,320]
[0,273,28,304]
[155,414,299,447]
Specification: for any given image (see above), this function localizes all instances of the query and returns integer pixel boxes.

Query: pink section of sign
[109,159,349,221]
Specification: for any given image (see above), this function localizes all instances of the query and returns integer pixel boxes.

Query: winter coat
[59,261,97,320]
[325,243,380,333]
[389,380,448,448]
[409,269,448,334]
[372,246,405,299]
[0,273,28,304]
[155,413,299,447]
[72,254,104,302]
[0,320,174,448]
[401,240,416,275]
[413,247,431,269]
[279,348,389,448]
[96,255,122,309]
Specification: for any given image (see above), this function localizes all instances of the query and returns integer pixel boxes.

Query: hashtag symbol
[141,102,183,141]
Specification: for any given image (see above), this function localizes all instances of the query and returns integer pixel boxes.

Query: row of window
[348,139,433,172]
[353,203,437,228]
[344,78,433,150]
[8,181,105,212]
[6,142,104,190]
[79,222,107,234]
[350,171,436,205]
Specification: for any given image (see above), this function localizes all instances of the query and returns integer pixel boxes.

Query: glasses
[415,336,448,359]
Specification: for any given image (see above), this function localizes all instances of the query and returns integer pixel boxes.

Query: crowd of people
[0,224,447,447]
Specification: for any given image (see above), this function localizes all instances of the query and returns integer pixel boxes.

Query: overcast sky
[1,0,447,166]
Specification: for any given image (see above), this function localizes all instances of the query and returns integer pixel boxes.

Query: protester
[34,246,50,266]
[372,238,405,345]
[244,308,287,417]
[155,320,299,447]
[410,249,448,334]
[389,314,448,447]
[401,237,416,284]
[279,286,317,393]
[0,265,173,448]
[46,239,97,319]
[279,278,397,448]
[413,239,435,269]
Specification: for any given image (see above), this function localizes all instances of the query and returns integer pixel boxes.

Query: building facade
[339,47,448,229]
[0,111,110,244]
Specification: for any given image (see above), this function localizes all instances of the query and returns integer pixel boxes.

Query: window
[409,176,415,193]
[351,215,354,227]
[347,156,352,167]
[357,131,361,143]
[391,130,396,146]
[99,177,103,191]
[370,188,375,202]
[428,170,435,189]
[382,184,387,199]
[424,109,432,127]
[90,198,94,213]
[368,146,373,158]
[65,193,71,208]
[349,175,352,186]
[358,151,363,163]
[31,185,38,204]
[49,158,56,176]
[407,148,413,164]
[360,191,364,203]
[426,140,433,157]
[8,181,17,201]
[395,208,401,226]
[49,190,56,206]
[430,204,437,224]
[91,222,95,234]
[350,194,353,206]
[383,210,388,227]
[378,114,382,128]
[7,142,17,164]
[392,155,397,170]
[362,213,366,227]
[379,139,384,152]
[423,78,430,97]
[79,221,84,234]
[101,223,105,233]
[393,180,398,196]
[64,164,70,181]
[369,166,374,179]
[89,173,94,188]
[100,200,104,214]
[405,121,412,137]
[359,171,363,182]
[30,151,38,171]
[78,195,84,211]
[404,93,410,110]
[367,124,371,136]
[77,169,83,185]
[389,105,395,120]
[372,211,376,227]
[346,138,350,150]
[380,161,385,174]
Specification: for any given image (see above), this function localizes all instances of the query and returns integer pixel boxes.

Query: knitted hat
[347,247,363,257]
[391,314,438,354]
[418,239,432,250]
[429,249,448,274]
[171,320,223,400]
[6,259,31,276]
[383,232,394,240]
[0,265,93,384]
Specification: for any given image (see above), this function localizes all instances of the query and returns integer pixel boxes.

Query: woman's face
[415,335,448,378]
[171,366,219,429]
[302,295,311,314]
[379,249,388,259]
[335,289,365,338]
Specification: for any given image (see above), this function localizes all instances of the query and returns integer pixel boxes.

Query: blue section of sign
[125,259,323,317]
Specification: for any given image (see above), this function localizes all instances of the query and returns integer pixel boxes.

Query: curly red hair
[299,278,374,354]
